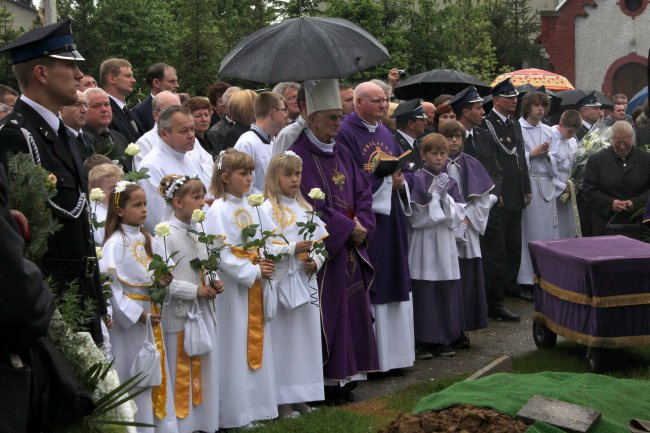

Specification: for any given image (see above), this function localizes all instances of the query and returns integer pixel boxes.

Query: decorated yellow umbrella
[491,68,574,91]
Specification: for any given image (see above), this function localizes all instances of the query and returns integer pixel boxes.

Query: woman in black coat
[584,121,650,238]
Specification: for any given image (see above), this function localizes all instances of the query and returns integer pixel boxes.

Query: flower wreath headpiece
[114,180,137,206]
[164,175,200,202]
[281,150,302,162]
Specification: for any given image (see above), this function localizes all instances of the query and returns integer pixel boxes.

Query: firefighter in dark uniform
[482,78,533,317]
[0,21,107,343]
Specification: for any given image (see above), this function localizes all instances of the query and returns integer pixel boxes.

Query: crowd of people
[3,20,650,433]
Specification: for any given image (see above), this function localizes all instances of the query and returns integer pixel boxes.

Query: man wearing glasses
[60,90,94,160]
[234,91,289,193]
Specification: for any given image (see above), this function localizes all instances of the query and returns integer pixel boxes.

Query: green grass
[246,343,650,433]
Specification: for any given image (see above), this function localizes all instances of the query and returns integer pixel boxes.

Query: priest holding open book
[336,81,415,375]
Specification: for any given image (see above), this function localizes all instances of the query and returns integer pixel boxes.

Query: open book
[372,149,412,177]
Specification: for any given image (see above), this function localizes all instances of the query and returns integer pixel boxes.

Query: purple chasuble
[290,132,379,380]
[411,165,463,206]
[444,152,495,201]
[336,112,412,304]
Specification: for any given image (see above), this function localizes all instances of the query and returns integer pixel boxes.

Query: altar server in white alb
[100,181,178,433]
[139,106,212,232]
[517,91,566,287]
[204,149,278,429]
[261,152,327,418]
[549,109,582,239]
[440,119,496,347]
[234,91,289,193]
[405,134,465,358]
[156,174,222,433]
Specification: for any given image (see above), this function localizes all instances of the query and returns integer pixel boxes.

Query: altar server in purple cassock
[289,79,379,403]
[335,81,414,375]
[440,118,496,349]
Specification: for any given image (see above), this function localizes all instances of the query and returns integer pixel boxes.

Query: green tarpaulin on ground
[414,372,650,432]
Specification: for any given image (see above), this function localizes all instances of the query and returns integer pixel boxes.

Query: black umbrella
[218,17,391,83]
[559,89,613,108]
[393,69,490,101]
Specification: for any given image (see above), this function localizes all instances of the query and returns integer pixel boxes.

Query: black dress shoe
[516,291,534,302]
[488,305,521,322]
[450,332,471,349]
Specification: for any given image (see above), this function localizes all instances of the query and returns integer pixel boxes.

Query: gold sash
[174,331,203,419]
[230,247,264,370]
[126,293,167,420]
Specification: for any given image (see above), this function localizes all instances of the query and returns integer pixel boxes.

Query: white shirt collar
[397,130,415,147]
[160,138,187,161]
[65,125,80,137]
[107,94,125,110]
[493,109,508,123]
[20,95,61,133]
[582,120,592,130]
[306,128,335,153]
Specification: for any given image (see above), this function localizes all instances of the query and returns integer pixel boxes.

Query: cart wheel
[532,321,557,349]
[586,348,602,372]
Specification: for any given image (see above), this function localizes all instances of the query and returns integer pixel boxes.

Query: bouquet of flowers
[571,120,612,191]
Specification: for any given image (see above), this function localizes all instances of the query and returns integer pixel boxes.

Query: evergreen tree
[0,6,22,87]
[171,0,221,96]
[484,0,541,70]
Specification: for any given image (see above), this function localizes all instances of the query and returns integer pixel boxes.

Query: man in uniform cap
[392,98,426,170]
[576,92,603,141]
[336,81,414,374]
[481,78,533,317]
[574,91,603,236]
[0,21,107,343]
[291,79,379,403]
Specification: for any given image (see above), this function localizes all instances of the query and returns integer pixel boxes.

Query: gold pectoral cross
[332,168,346,191]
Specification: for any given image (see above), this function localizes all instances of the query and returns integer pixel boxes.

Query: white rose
[124,143,140,156]
[308,187,326,200]
[95,246,103,260]
[191,209,206,223]
[154,222,171,237]
[246,193,265,207]
[89,188,106,202]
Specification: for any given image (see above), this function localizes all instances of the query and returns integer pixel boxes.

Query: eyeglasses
[74,102,89,108]
[274,106,289,112]
[316,114,343,122]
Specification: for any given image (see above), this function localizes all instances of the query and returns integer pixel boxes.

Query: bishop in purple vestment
[290,79,379,388]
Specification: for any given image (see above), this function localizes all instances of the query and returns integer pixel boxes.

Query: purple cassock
[410,165,466,346]
[444,151,494,331]
[336,112,411,304]
[290,132,380,380]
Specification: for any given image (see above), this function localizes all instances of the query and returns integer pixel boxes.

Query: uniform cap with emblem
[576,91,602,108]
[305,79,342,115]
[450,86,484,111]
[0,20,84,65]
[490,77,519,98]
[390,98,427,120]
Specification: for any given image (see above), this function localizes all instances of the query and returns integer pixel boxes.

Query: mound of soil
[380,404,528,433]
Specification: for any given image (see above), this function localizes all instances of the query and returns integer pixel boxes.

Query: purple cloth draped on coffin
[445,151,495,199]
[530,235,650,338]
[411,165,463,205]
[290,132,379,380]
[336,112,411,304]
